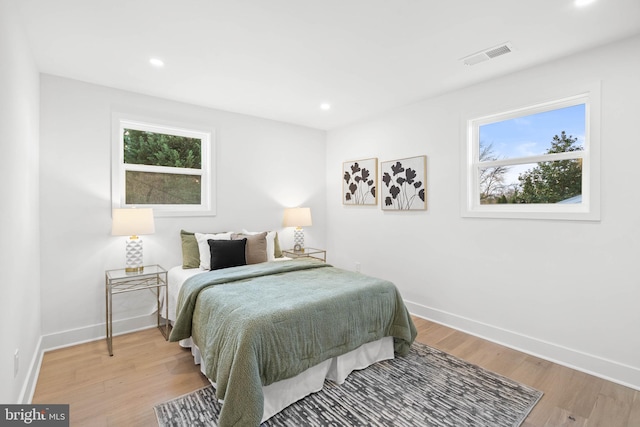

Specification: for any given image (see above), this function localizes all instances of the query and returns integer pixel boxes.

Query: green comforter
[170,259,416,427]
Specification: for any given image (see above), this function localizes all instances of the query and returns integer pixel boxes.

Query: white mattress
[161,266,202,322]
[161,263,395,423]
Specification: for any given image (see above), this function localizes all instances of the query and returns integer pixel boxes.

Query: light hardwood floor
[32,317,640,426]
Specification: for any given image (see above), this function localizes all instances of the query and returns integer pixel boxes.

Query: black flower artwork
[343,159,377,205]
[381,157,426,210]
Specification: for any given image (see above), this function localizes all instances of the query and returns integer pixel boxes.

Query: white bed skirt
[180,336,394,423]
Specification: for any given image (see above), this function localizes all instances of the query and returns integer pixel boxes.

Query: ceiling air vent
[461,42,513,66]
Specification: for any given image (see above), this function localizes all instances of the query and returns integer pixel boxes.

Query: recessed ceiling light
[320,103,331,111]
[575,0,596,7]
[149,58,164,68]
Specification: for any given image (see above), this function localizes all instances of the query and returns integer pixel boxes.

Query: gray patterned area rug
[154,342,542,426]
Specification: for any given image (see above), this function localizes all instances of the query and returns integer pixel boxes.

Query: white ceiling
[16,0,640,130]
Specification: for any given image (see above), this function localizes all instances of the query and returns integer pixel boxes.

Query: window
[462,88,600,221]
[112,114,215,216]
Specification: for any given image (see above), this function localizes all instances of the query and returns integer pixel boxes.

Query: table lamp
[283,207,312,252]
[111,208,155,272]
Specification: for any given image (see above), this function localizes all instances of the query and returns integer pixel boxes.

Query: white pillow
[195,232,233,270]
[242,229,276,261]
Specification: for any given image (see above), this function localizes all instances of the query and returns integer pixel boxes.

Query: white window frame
[461,85,600,221]
[111,113,216,217]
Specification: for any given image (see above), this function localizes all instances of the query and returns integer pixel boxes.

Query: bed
[164,231,417,427]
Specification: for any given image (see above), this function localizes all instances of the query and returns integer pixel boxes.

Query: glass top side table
[105,264,169,356]
[282,248,326,262]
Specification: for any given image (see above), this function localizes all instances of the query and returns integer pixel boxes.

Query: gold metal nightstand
[105,264,169,356]
[282,248,326,262]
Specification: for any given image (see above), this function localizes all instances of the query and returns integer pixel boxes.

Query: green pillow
[273,232,283,258]
[180,230,200,269]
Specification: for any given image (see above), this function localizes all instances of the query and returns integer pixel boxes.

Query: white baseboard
[18,336,43,404]
[405,300,640,391]
[23,314,158,403]
[40,314,157,352]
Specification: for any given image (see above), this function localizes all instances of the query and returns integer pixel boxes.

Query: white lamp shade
[283,207,312,228]
[111,208,155,236]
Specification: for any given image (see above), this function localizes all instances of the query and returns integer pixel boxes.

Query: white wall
[39,75,326,347]
[326,35,640,389]
[0,0,41,403]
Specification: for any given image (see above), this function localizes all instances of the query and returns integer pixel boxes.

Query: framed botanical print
[342,158,378,205]
[381,155,427,210]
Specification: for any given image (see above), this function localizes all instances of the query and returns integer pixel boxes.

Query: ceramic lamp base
[125,237,144,272]
[293,227,305,251]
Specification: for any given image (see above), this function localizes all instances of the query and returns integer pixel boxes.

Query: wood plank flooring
[32,317,640,426]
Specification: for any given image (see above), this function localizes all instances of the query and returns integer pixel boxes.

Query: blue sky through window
[479,103,585,187]
[480,104,585,160]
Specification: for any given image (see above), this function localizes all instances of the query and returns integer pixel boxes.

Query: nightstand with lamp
[282,207,326,261]
[106,208,168,356]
